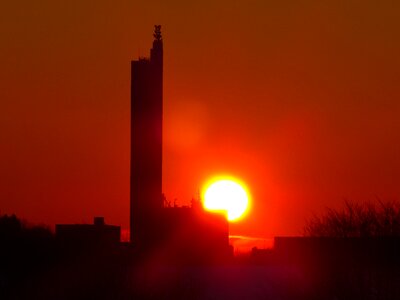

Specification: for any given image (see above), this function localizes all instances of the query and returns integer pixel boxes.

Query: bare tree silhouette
[304,200,400,237]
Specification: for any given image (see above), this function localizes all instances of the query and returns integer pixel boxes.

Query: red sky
[1,0,400,238]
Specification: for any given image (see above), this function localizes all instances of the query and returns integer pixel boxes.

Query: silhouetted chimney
[94,217,105,226]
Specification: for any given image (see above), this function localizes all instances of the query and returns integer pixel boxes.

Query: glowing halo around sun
[202,176,251,222]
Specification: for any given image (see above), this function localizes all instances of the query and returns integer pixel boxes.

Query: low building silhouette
[55,217,120,247]
[273,236,400,265]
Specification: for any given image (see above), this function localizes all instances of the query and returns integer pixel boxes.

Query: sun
[202,176,250,222]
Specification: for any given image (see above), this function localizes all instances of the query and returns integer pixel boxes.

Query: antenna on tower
[154,25,162,41]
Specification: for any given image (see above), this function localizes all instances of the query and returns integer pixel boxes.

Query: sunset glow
[202,177,250,222]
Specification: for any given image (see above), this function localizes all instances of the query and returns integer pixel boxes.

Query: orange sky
[1,0,400,238]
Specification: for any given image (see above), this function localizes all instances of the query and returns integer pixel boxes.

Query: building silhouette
[130,25,163,247]
[130,26,230,259]
[56,217,120,247]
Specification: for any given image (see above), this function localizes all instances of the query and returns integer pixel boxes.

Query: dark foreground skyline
[1,0,400,240]
[2,211,400,300]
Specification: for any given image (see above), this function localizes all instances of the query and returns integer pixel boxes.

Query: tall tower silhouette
[130,25,163,246]
[129,27,230,260]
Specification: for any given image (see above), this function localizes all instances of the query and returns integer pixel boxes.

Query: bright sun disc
[202,177,250,222]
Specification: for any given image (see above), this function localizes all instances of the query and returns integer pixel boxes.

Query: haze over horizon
[1,0,400,238]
